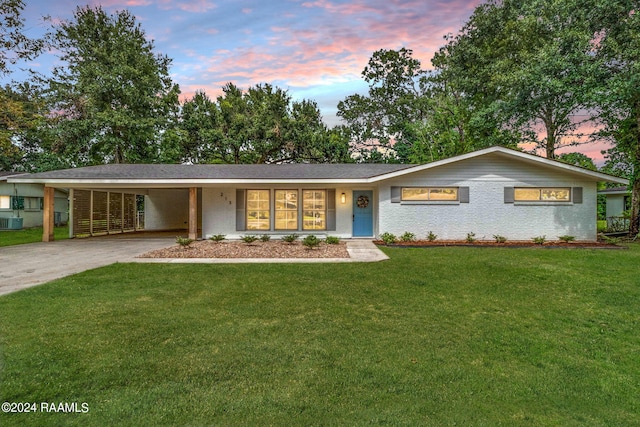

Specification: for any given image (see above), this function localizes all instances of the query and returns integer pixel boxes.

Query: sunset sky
[6,0,610,162]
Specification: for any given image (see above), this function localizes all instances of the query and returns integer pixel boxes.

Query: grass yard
[0,245,639,426]
[0,226,68,247]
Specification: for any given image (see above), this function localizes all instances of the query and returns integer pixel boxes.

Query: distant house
[0,172,69,230]
[9,146,628,242]
[598,186,631,231]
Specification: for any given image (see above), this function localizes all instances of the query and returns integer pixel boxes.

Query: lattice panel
[73,190,91,237]
[123,193,136,231]
[92,191,108,234]
[109,193,123,233]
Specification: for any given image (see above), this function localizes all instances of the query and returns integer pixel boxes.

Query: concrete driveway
[0,237,388,297]
[0,236,175,296]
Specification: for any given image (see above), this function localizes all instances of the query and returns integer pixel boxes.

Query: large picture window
[515,187,570,202]
[303,190,326,230]
[275,190,298,230]
[401,187,458,201]
[246,190,270,230]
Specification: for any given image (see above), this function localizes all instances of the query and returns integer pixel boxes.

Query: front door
[352,190,373,237]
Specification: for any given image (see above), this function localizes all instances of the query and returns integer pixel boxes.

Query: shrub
[602,235,620,245]
[400,231,416,242]
[241,235,258,244]
[282,234,298,244]
[209,234,225,242]
[558,235,575,243]
[493,235,507,243]
[426,231,437,241]
[325,236,340,244]
[379,232,397,245]
[302,234,321,249]
[466,232,476,243]
[532,235,546,245]
[176,236,194,248]
[260,234,271,242]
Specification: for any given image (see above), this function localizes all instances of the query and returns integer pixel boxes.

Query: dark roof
[12,163,414,181]
[598,186,629,194]
[0,172,26,181]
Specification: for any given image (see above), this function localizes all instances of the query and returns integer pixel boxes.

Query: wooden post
[43,186,55,242]
[189,187,197,240]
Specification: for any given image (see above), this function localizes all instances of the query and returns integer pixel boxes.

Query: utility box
[0,217,23,230]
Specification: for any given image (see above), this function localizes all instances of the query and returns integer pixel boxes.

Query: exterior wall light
[340,192,347,204]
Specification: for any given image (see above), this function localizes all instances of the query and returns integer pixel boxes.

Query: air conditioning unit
[0,217,23,230]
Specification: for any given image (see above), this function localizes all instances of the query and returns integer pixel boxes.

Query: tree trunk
[631,105,640,236]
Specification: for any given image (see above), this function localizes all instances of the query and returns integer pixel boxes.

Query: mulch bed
[374,240,625,249]
[138,240,350,259]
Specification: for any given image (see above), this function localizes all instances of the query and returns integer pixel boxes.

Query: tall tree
[0,0,43,76]
[590,1,640,235]
[433,0,595,159]
[43,6,180,165]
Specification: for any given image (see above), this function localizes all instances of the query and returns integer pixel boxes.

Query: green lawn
[1,245,639,426]
[0,226,69,247]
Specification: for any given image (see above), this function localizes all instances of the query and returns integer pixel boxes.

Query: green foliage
[325,236,340,244]
[43,6,180,165]
[209,234,225,242]
[175,236,194,248]
[0,0,44,76]
[493,235,507,243]
[379,232,397,245]
[282,234,298,244]
[0,226,68,247]
[466,232,476,243]
[558,235,576,243]
[302,234,321,249]
[426,231,437,241]
[532,236,547,245]
[241,235,258,244]
[601,235,620,245]
[400,231,416,242]
[260,234,271,242]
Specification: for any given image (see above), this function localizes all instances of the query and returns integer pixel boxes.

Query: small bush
[602,235,620,245]
[302,234,321,249]
[325,236,340,244]
[426,231,437,241]
[176,236,194,248]
[400,231,416,242]
[466,232,476,243]
[493,235,507,243]
[558,235,575,243]
[532,235,546,245]
[241,235,258,244]
[260,234,271,242]
[209,234,226,242]
[282,234,298,244]
[379,232,397,245]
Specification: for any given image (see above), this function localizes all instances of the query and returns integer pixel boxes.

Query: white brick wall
[377,155,598,241]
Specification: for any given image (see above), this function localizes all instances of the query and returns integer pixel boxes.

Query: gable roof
[7,146,628,186]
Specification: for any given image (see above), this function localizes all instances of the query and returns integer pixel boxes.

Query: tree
[43,6,180,165]
[433,0,596,159]
[589,1,640,235]
[0,0,44,76]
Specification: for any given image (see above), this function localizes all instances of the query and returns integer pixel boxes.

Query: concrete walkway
[0,238,387,296]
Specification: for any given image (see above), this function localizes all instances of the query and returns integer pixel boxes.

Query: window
[246,190,270,230]
[303,190,326,230]
[0,196,9,209]
[401,187,458,201]
[275,190,298,230]
[23,197,42,211]
[514,187,570,202]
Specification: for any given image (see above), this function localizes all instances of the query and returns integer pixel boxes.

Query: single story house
[0,172,69,230]
[8,146,628,242]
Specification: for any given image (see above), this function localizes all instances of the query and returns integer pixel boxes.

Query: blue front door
[352,190,373,237]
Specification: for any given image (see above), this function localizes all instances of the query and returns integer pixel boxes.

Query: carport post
[43,186,55,242]
[189,187,197,240]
